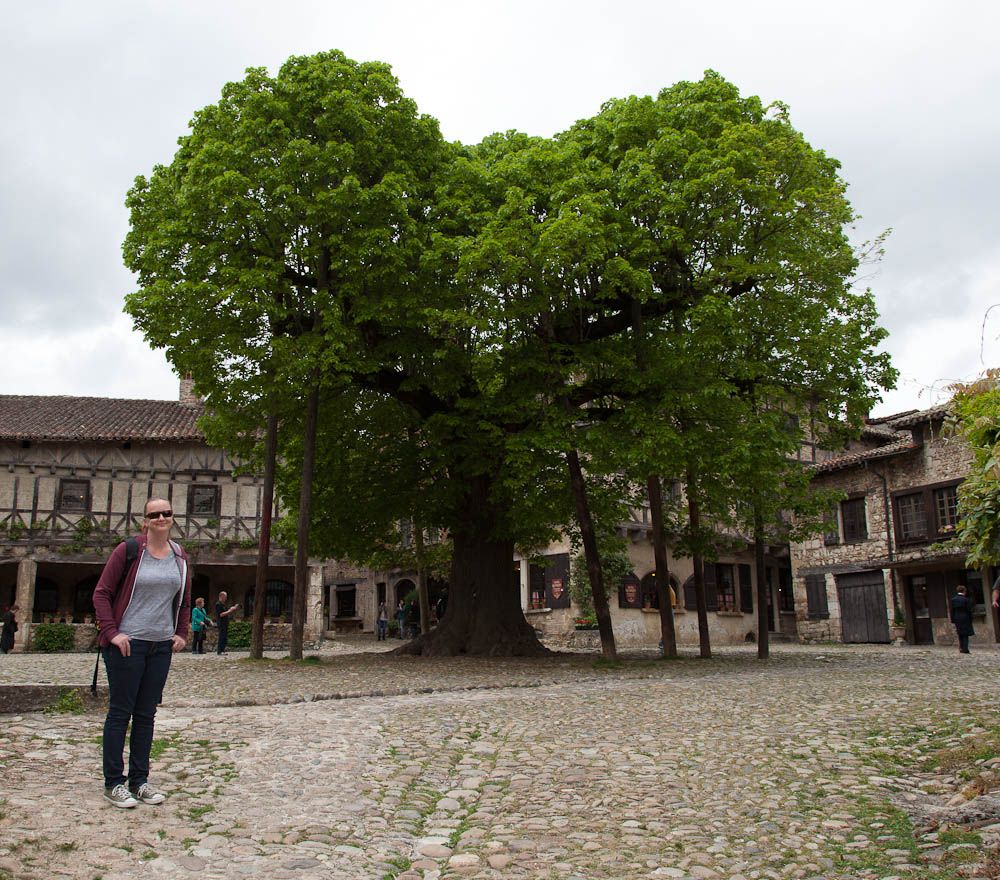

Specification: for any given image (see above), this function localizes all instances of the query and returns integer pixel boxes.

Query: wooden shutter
[684,575,697,610]
[739,564,754,613]
[925,571,951,619]
[805,574,829,619]
[704,564,718,611]
[545,554,571,609]
[842,497,868,542]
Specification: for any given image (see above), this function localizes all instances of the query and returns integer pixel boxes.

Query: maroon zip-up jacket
[92,535,192,648]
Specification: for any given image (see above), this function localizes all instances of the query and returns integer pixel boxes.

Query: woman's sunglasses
[145,510,173,520]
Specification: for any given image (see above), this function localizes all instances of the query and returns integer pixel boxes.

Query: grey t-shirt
[118,548,182,641]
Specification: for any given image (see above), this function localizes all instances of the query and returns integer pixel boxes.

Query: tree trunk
[754,506,770,660]
[290,383,319,660]
[567,448,617,660]
[647,474,677,658]
[398,474,547,656]
[414,519,430,635]
[687,469,711,659]
[250,411,278,660]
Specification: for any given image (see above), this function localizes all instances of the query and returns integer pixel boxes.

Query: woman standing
[376,601,388,641]
[190,597,213,654]
[93,498,191,808]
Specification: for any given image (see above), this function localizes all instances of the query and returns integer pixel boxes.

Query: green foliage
[44,687,86,715]
[31,623,75,652]
[226,620,251,649]
[122,54,895,654]
[365,535,453,583]
[947,370,1000,568]
[569,540,633,617]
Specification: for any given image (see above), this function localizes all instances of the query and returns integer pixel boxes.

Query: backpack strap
[91,538,140,695]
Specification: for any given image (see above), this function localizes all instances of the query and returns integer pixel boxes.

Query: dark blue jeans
[102,639,173,789]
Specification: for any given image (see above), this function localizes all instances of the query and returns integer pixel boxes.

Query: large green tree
[123,51,446,656]
[124,56,894,658]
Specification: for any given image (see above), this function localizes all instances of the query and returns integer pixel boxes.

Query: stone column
[305,563,325,646]
[519,559,529,610]
[14,558,37,652]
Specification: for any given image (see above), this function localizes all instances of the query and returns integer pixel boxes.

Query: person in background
[950,584,974,654]
[435,589,448,622]
[1,604,17,654]
[215,591,239,654]
[191,597,213,654]
[396,600,406,639]
[376,601,388,640]
[93,497,190,808]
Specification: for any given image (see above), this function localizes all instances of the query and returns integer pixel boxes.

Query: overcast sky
[2,0,997,417]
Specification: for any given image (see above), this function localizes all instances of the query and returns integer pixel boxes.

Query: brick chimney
[179,374,201,404]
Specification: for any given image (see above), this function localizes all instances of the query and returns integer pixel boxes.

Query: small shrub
[31,623,75,652]
[227,620,251,648]
[45,687,86,715]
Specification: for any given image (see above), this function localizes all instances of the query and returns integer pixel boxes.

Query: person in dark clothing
[949,585,975,654]
[435,590,447,622]
[215,591,239,654]
[396,600,406,639]
[1,604,17,654]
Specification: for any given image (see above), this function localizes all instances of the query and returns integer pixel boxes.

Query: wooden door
[836,571,891,643]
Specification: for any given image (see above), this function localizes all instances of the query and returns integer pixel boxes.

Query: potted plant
[889,608,906,641]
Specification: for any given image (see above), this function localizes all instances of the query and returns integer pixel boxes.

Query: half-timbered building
[0,387,342,651]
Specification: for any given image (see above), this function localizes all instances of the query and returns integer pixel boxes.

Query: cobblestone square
[1,643,998,879]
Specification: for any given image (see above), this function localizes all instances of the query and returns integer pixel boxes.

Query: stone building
[791,405,997,647]
[16,387,978,653]
[0,391,330,651]
[518,500,796,649]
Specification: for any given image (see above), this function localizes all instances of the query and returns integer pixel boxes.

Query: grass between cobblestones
[820,709,1000,879]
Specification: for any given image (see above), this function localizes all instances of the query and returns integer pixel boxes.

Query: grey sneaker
[104,783,138,808]
[129,782,166,805]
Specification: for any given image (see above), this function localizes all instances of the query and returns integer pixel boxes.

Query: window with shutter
[805,574,829,619]
[715,564,736,611]
[933,485,958,531]
[841,497,867,542]
[823,505,840,546]
[704,564,718,612]
[896,492,926,541]
[892,481,963,545]
[738,564,753,613]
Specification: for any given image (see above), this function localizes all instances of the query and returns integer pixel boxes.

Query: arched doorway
[640,571,678,608]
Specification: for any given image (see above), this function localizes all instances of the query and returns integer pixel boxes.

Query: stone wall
[522,536,789,648]
[790,416,987,644]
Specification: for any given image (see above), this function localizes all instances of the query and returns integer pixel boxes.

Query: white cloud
[1,0,998,411]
